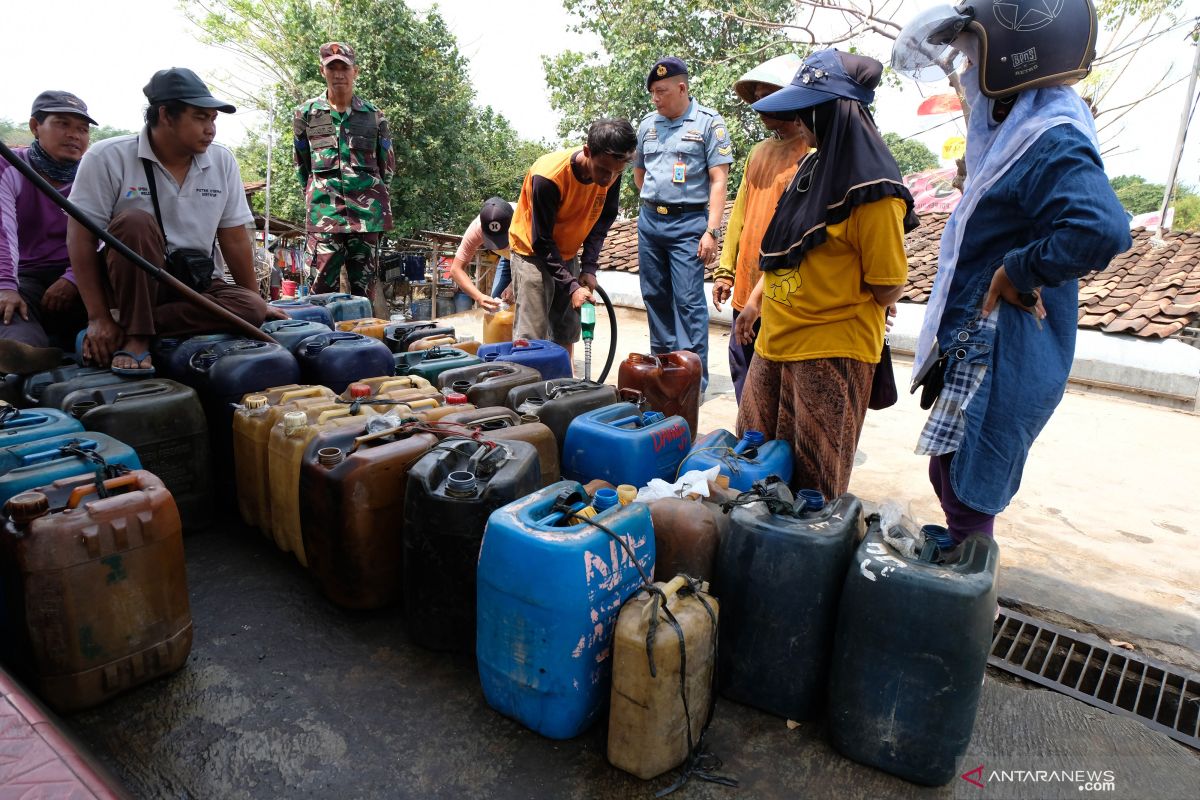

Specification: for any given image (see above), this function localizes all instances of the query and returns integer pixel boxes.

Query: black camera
[165,249,216,292]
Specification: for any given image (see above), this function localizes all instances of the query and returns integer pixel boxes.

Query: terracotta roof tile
[894,213,1200,340]
[597,206,1200,340]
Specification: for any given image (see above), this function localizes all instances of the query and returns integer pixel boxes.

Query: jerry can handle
[2,413,48,429]
[316,407,353,423]
[66,474,140,509]
[113,383,169,401]
[22,438,98,465]
[618,388,645,405]
[470,415,515,430]
[279,386,328,404]
[641,575,689,622]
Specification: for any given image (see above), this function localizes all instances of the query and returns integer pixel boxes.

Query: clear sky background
[2,0,1196,188]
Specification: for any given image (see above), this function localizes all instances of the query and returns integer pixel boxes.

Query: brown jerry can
[300,424,440,609]
[233,385,337,534]
[334,317,391,339]
[648,497,723,583]
[607,575,719,779]
[408,335,481,355]
[0,471,191,712]
[436,362,541,409]
[439,407,559,487]
[617,352,703,441]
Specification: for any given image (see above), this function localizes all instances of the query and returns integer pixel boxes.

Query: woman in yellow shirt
[735,49,918,499]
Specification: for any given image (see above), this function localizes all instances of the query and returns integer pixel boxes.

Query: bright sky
[2,0,1196,188]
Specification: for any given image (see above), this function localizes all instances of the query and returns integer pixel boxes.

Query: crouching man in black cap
[67,67,284,376]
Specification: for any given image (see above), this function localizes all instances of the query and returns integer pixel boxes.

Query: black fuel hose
[0,138,275,344]
[593,283,618,384]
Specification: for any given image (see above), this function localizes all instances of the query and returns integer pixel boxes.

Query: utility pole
[1156,19,1200,242]
[264,105,275,251]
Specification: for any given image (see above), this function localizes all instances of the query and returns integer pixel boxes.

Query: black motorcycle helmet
[892,0,1098,97]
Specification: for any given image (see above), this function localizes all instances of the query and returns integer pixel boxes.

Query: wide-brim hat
[734,54,804,104]
[752,49,874,114]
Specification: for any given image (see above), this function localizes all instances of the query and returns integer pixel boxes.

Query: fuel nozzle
[580,301,596,341]
[580,301,596,381]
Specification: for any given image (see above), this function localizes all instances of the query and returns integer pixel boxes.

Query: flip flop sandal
[110,350,156,377]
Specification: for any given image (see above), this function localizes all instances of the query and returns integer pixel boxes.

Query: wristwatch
[706,227,721,239]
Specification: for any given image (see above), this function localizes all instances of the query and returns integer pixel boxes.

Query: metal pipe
[0,138,274,344]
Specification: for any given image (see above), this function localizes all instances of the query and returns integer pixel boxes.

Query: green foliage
[0,119,131,147]
[92,125,135,143]
[1096,0,1183,26]
[542,0,805,212]
[1109,174,1200,231]
[182,0,544,235]
[0,118,33,146]
[882,132,939,177]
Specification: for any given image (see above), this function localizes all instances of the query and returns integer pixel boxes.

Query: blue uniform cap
[752,49,874,113]
[647,57,688,89]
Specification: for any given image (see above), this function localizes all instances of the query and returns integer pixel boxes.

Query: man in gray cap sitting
[67,67,280,376]
[0,91,96,373]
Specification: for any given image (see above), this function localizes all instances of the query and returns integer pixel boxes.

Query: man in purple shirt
[0,90,95,373]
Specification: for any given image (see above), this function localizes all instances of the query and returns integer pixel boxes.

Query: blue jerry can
[0,433,142,506]
[0,407,83,448]
[714,481,861,721]
[260,319,332,354]
[308,293,373,322]
[476,480,655,739]
[679,429,793,490]
[296,332,394,394]
[827,515,999,785]
[561,402,690,488]
[267,299,334,328]
[476,339,572,380]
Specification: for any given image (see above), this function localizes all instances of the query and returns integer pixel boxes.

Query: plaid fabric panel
[915,314,997,456]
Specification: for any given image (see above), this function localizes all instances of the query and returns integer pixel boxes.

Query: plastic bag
[634,466,722,503]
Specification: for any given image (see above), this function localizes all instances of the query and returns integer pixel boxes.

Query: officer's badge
[656,65,667,77]
[715,126,726,140]
[718,145,732,156]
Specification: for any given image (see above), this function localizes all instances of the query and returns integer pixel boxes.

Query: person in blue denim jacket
[893,0,1131,547]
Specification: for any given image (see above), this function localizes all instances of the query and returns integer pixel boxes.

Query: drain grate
[989,608,1200,750]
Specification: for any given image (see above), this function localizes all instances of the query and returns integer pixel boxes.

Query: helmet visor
[891,5,970,83]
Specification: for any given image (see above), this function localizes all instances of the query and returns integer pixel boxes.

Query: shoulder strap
[140,154,170,250]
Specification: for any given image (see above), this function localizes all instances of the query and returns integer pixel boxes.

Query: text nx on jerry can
[476,481,655,739]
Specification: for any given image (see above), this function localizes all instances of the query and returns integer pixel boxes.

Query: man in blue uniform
[634,57,733,392]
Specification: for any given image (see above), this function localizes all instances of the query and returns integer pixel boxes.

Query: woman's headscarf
[752,49,919,272]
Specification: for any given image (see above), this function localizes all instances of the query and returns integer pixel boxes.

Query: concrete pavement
[56,304,1200,799]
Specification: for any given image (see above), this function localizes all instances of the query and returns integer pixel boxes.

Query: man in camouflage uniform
[293,41,394,297]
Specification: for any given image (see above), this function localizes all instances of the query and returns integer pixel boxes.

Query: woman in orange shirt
[735,50,918,498]
[712,55,813,402]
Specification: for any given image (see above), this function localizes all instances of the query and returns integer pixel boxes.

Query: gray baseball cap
[30,90,97,125]
[143,67,236,113]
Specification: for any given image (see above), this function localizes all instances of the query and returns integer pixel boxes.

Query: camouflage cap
[30,90,97,125]
[320,42,356,66]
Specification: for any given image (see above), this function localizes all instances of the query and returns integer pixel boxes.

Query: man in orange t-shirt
[508,118,636,357]
[712,55,813,401]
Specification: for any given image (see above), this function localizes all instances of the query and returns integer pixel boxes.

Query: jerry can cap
[282,410,308,434]
[6,491,50,524]
[347,383,372,399]
[244,395,268,410]
[444,392,468,405]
